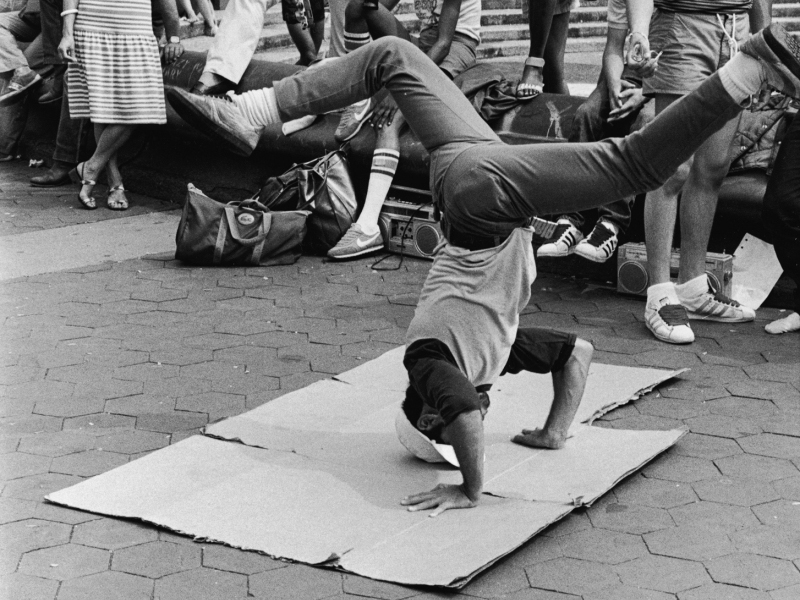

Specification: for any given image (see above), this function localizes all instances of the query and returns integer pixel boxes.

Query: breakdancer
[168,26,800,515]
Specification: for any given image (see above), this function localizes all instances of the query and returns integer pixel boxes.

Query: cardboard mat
[47,347,685,588]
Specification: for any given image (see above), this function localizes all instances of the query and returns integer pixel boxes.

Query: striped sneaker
[537,221,583,258]
[575,222,618,263]
[645,296,695,344]
[681,289,756,323]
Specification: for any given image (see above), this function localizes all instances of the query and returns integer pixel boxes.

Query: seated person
[167,26,800,512]
[0,0,42,109]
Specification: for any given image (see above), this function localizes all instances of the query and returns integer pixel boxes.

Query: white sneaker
[537,221,583,258]
[645,296,695,344]
[327,224,383,259]
[575,222,618,263]
[681,289,756,322]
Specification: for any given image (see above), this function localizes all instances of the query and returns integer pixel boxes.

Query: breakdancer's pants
[272,37,744,240]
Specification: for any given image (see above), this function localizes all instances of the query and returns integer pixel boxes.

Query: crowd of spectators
[0,0,797,339]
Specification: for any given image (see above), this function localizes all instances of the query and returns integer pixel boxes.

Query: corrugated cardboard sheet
[47,346,685,588]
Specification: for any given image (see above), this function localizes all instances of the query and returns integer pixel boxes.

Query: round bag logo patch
[237,213,256,226]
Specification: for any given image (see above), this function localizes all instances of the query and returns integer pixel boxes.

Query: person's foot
[107,185,129,210]
[512,427,566,449]
[645,294,695,344]
[69,161,100,210]
[327,223,383,259]
[537,220,583,258]
[30,163,74,187]
[38,70,64,104]
[765,311,800,334]
[0,69,42,107]
[167,87,261,156]
[517,56,545,100]
[679,287,756,322]
[739,23,800,99]
[574,221,618,263]
[334,98,373,143]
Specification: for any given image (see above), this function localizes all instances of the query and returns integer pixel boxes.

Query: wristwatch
[169,36,180,44]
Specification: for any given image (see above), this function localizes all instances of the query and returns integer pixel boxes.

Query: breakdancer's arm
[401,409,485,517]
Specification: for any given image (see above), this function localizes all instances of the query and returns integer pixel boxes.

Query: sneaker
[0,69,41,107]
[645,296,695,344]
[334,98,373,143]
[167,88,261,156]
[327,224,383,259]
[681,289,756,322]
[574,222,618,263]
[537,221,583,258]
[740,23,800,100]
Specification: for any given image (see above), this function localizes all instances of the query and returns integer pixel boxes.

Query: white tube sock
[344,31,371,53]
[356,148,399,235]
[718,52,766,104]
[233,87,280,128]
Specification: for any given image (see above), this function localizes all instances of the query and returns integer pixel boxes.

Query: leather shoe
[190,79,234,96]
[30,169,73,187]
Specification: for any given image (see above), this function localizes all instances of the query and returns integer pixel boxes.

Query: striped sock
[344,30,371,53]
[357,148,399,234]
[233,87,280,128]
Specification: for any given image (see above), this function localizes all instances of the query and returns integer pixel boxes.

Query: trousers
[761,113,800,313]
[273,38,743,240]
[0,7,38,72]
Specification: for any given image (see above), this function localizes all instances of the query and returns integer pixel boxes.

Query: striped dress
[67,0,166,124]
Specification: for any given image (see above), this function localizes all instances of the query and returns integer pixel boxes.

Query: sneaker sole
[574,247,611,263]
[334,106,375,143]
[764,25,800,84]
[645,317,694,344]
[167,88,255,157]
[537,247,577,258]
[327,242,384,260]
[686,311,754,323]
[0,78,42,108]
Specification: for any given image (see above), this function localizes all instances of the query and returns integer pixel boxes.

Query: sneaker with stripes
[645,296,695,344]
[574,221,618,263]
[334,98,373,143]
[681,289,756,322]
[537,221,583,258]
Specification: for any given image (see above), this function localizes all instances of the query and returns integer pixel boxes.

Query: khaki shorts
[416,28,478,79]
[644,8,750,97]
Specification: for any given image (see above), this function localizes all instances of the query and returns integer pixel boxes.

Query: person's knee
[568,338,593,370]
[345,0,365,23]
[660,160,692,195]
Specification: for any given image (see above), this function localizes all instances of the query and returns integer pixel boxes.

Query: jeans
[761,113,800,313]
[0,8,38,72]
[39,0,63,65]
[554,79,654,234]
[273,38,744,239]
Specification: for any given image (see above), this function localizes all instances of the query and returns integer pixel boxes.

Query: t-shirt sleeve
[607,0,629,29]
[406,355,484,426]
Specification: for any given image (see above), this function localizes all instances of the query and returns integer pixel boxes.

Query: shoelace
[586,225,614,247]
[658,304,690,326]
[709,290,741,307]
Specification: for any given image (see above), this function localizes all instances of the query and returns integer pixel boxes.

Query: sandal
[69,162,98,210]
[107,185,129,211]
[517,56,545,100]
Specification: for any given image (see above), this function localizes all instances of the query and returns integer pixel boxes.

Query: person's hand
[161,41,184,64]
[626,32,658,79]
[607,75,624,114]
[401,483,478,517]
[58,34,76,62]
[371,95,399,129]
[607,81,648,122]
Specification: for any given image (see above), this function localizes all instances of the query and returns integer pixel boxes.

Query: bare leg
[192,0,218,34]
[542,11,570,95]
[177,0,198,21]
[345,0,412,41]
[513,338,593,449]
[82,124,135,186]
[288,23,322,65]
[520,0,560,94]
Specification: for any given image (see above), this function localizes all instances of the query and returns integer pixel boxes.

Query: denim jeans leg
[39,0,63,65]
[0,98,27,155]
[761,114,800,313]
[0,10,38,72]
[52,84,86,165]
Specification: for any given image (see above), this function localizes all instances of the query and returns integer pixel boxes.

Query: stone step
[773,3,800,18]
[477,35,606,58]
[481,5,607,27]
[774,15,800,32]
[481,20,607,42]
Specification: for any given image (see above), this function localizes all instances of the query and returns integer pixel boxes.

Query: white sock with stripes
[718,52,766,103]
[357,148,399,235]
[233,87,280,128]
[344,30,371,53]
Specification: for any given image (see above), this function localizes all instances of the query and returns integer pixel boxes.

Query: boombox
[378,186,444,260]
[617,242,733,296]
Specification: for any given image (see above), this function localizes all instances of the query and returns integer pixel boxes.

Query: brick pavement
[2,161,800,599]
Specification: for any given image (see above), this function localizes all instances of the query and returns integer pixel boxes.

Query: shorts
[416,27,478,79]
[643,8,750,96]
[554,0,580,15]
[282,0,324,25]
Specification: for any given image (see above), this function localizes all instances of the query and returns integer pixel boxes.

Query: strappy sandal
[517,56,545,100]
[69,162,98,210]
[107,185,129,211]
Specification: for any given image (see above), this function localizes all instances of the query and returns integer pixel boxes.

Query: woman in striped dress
[58,0,182,210]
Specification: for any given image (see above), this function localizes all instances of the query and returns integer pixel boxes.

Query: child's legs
[542,11,569,94]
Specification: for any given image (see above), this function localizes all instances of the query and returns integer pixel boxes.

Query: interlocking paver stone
[1,473,82,501]
[588,499,675,534]
[460,557,531,598]
[72,517,157,549]
[744,363,800,385]
[249,564,342,600]
[693,477,781,507]
[727,380,800,404]
[17,431,95,457]
[706,553,800,590]
[677,583,771,600]
[526,557,620,596]
[112,540,201,578]
[154,567,248,600]
[33,396,106,418]
[135,412,208,433]
[96,430,170,454]
[104,394,176,416]
[674,433,742,460]
[644,454,721,483]
[738,434,800,460]
[18,543,109,580]
[730,525,800,560]
[644,524,735,561]
[201,544,284,575]
[50,449,128,477]
[752,499,800,529]
[716,455,799,482]
[584,585,674,600]
[669,500,761,531]
[685,414,762,438]
[614,555,711,593]
[0,573,59,600]
[770,583,800,600]
[62,413,136,433]
[0,452,52,481]
[34,502,100,525]
[558,528,646,564]
[56,570,153,600]
[0,497,36,524]
[773,476,800,500]
[341,574,423,599]
[759,410,800,437]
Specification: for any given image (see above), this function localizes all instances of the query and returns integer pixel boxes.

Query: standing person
[58,0,183,210]
[283,0,325,65]
[166,28,800,512]
[640,0,768,344]
[761,111,800,334]
[517,0,575,98]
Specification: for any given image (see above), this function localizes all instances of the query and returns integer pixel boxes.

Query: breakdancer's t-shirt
[405,227,536,388]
